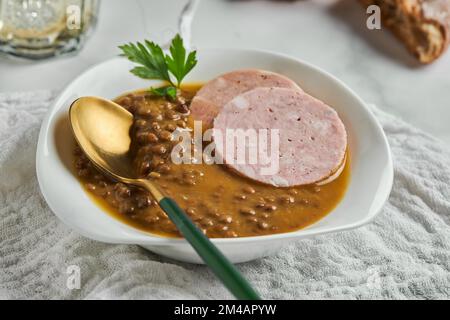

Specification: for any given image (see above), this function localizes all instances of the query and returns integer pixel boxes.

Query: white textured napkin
[0,90,449,300]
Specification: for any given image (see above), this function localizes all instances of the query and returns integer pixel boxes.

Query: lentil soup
[74,84,350,238]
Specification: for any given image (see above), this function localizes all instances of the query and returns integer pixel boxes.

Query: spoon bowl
[70,97,135,180]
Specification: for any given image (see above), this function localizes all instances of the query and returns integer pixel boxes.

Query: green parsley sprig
[119,34,197,100]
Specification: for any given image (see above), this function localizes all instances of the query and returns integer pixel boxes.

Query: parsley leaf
[165,34,198,87]
[119,41,171,83]
[119,34,197,88]
[119,34,197,100]
[150,86,177,100]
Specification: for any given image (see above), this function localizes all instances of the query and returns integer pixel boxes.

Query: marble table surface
[1,0,449,144]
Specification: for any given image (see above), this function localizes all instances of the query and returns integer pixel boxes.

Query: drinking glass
[0,0,99,59]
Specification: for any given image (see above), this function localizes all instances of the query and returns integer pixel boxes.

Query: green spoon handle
[159,197,261,300]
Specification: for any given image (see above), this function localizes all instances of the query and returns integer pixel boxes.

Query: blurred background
[1,0,449,143]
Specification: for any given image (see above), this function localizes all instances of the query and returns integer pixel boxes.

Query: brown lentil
[159,131,172,141]
[279,195,295,204]
[240,208,256,216]
[265,205,277,212]
[243,186,256,194]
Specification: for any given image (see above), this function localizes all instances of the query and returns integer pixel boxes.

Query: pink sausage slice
[191,69,302,128]
[213,87,347,187]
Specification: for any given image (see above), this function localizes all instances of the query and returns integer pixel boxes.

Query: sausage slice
[213,87,347,187]
[191,69,302,128]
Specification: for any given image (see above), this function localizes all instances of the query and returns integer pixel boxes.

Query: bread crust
[360,0,450,63]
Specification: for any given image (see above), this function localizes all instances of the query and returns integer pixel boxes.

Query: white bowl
[36,49,393,264]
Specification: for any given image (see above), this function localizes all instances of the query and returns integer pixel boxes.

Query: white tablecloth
[0,91,449,299]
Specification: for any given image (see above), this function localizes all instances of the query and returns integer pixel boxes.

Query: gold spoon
[69,96,260,300]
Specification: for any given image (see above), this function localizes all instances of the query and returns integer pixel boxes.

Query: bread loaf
[360,0,450,63]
